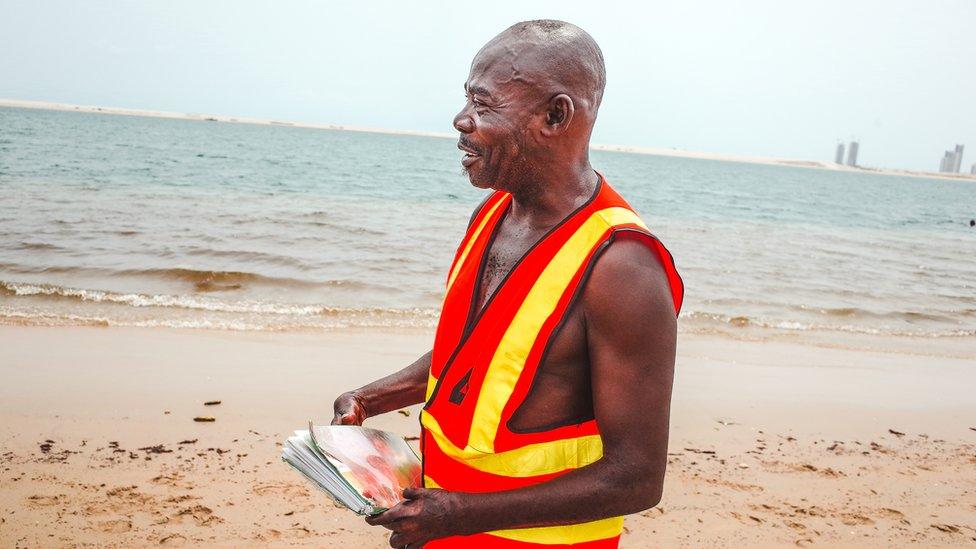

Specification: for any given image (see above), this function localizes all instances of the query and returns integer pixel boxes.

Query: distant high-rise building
[939,147,966,173]
[940,150,957,173]
[971,163,976,175]
[846,141,859,166]
[834,143,845,164]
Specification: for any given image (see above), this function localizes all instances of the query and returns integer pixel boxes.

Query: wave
[0,308,439,331]
[790,305,967,322]
[118,267,314,291]
[222,211,388,236]
[3,280,972,337]
[0,265,346,292]
[0,280,435,318]
[680,310,976,338]
[14,241,64,251]
[180,248,312,271]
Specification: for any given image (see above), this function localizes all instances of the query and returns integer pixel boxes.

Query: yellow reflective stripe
[424,372,438,402]
[466,207,646,452]
[489,516,624,545]
[421,410,605,477]
[426,462,622,544]
[446,195,507,293]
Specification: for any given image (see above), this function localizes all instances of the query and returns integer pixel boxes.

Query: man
[331,19,683,548]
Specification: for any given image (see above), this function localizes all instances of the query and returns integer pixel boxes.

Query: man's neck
[507,159,598,230]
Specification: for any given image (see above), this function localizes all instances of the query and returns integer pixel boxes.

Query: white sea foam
[3,106,976,340]
[0,307,439,331]
[679,310,976,338]
[0,281,439,323]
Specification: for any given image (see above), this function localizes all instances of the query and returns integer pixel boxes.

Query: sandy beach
[4,6,973,548]
[1,325,973,548]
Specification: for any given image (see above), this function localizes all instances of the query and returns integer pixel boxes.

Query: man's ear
[541,94,575,137]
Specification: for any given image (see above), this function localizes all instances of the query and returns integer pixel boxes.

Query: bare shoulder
[581,233,677,337]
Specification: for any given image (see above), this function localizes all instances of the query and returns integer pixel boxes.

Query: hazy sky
[2,1,973,171]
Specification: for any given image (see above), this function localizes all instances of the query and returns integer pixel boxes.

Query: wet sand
[1,326,974,547]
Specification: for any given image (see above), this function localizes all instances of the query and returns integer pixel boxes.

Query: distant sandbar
[2,98,971,183]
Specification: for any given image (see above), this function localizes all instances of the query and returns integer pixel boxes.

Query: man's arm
[332,196,493,425]
[332,351,431,425]
[332,197,492,425]
[368,235,678,546]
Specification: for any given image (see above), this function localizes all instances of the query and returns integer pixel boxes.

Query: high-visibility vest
[420,175,683,548]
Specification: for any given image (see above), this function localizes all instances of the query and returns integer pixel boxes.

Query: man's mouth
[458,142,481,168]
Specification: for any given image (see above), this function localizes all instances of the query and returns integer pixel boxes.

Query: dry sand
[3,98,972,183]
[1,326,974,547]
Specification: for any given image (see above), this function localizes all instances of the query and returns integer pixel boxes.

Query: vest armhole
[502,226,682,438]
[615,228,684,315]
[502,228,618,436]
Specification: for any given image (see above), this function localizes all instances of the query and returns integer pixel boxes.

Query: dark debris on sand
[138,445,173,454]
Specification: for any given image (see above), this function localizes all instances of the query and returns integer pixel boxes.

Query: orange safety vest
[420,175,683,548]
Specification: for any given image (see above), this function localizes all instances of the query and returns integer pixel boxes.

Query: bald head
[476,19,606,113]
[454,20,606,192]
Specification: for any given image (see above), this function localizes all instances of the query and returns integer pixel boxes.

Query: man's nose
[453,108,474,134]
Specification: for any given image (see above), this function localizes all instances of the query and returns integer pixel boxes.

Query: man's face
[453,47,544,191]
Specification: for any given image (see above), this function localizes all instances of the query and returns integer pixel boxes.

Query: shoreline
[3,98,972,183]
[1,313,974,360]
[2,325,974,547]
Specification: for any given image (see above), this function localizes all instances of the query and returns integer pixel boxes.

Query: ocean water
[2,106,975,339]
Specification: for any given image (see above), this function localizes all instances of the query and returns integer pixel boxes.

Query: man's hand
[329,351,432,426]
[365,487,463,548]
[331,391,369,425]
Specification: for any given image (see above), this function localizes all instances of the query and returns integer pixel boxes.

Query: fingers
[389,530,429,549]
[332,392,367,425]
[401,487,427,500]
[365,504,403,526]
[389,531,425,548]
[332,413,359,426]
[369,507,432,548]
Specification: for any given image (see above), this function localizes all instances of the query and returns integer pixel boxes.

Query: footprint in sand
[170,505,223,527]
[702,476,764,492]
[784,520,807,531]
[840,512,875,526]
[288,524,314,538]
[253,529,282,542]
[251,481,310,499]
[159,533,188,546]
[151,471,193,490]
[878,507,905,518]
[98,519,132,533]
[27,494,64,507]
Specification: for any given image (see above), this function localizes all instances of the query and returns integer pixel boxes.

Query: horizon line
[1,98,971,183]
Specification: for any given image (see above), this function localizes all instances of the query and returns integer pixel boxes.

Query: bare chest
[470,217,594,432]
[473,219,545,314]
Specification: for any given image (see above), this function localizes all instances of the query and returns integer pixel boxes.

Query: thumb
[402,487,428,500]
